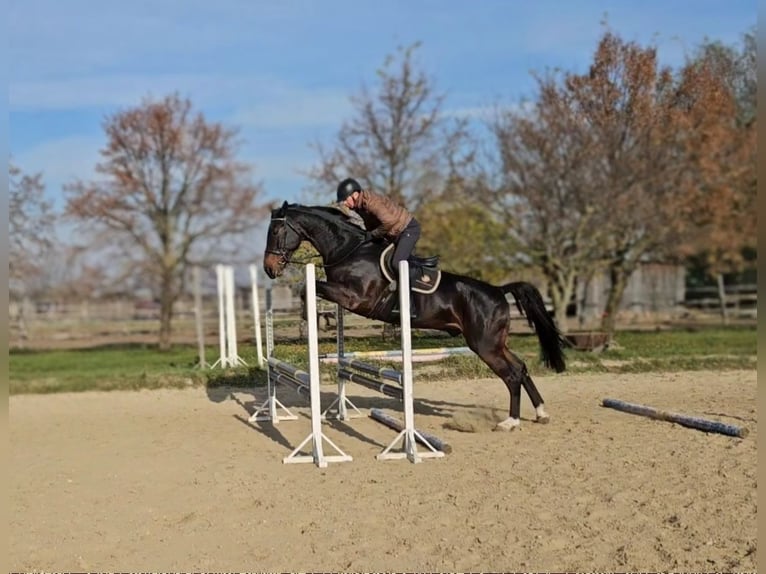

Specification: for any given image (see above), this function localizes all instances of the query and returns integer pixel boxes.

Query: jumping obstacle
[249,264,352,467]
[602,398,749,438]
[211,264,247,368]
[193,263,265,369]
[326,261,446,463]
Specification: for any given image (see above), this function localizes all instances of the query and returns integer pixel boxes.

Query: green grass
[9,326,756,395]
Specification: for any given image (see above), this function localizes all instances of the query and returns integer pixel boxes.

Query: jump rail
[320,347,474,363]
[602,398,749,438]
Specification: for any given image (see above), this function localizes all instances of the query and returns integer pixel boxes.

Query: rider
[336,177,420,319]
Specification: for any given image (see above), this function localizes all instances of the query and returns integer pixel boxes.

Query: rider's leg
[391,218,421,272]
[390,219,420,319]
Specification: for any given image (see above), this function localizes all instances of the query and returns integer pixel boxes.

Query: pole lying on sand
[601,398,749,438]
[369,408,452,454]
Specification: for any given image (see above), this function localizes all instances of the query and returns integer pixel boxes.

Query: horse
[263,201,567,431]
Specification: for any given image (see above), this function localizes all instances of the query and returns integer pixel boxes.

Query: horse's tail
[501,282,567,373]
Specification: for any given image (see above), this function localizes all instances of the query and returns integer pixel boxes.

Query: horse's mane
[285,203,366,236]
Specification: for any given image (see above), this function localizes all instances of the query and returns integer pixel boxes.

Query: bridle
[264,216,299,266]
[265,209,372,268]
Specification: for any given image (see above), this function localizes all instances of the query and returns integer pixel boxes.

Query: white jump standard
[212,264,247,368]
[249,264,352,468]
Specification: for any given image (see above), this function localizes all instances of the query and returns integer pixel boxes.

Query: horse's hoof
[494,418,521,432]
[536,414,551,424]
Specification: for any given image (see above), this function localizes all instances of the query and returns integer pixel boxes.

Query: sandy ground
[10,369,756,572]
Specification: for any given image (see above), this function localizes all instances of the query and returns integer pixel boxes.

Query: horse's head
[263,201,303,278]
[264,201,369,278]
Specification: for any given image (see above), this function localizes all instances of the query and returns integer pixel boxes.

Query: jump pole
[249,264,265,368]
[211,264,228,368]
[225,266,247,367]
[376,261,444,463]
[602,398,749,438]
[322,304,363,421]
[192,266,207,369]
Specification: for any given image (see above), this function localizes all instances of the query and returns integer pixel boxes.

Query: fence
[9,275,756,349]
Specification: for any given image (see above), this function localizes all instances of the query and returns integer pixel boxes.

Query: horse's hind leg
[470,340,549,432]
[471,344,524,431]
[504,347,549,424]
[464,302,548,431]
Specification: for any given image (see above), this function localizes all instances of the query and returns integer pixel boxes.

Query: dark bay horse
[263,202,567,431]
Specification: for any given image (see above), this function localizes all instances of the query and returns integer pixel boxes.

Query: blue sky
[10,0,756,212]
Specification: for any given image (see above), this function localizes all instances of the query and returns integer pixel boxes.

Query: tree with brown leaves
[490,79,610,332]
[680,32,757,320]
[491,29,749,338]
[574,32,750,336]
[65,93,270,350]
[307,42,473,207]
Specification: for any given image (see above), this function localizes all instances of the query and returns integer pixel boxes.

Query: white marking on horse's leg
[494,417,521,432]
[535,404,550,424]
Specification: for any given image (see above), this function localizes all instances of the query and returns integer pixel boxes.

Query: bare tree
[9,161,55,343]
[306,42,473,208]
[10,162,54,286]
[489,81,609,332]
[65,93,271,350]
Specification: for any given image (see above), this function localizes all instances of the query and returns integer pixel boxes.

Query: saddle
[379,244,442,294]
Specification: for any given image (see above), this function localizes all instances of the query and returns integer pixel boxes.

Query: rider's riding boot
[390,286,418,320]
[408,288,418,320]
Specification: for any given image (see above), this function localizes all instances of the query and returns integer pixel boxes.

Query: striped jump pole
[320,347,473,363]
[338,357,402,384]
[338,369,403,400]
[602,398,749,438]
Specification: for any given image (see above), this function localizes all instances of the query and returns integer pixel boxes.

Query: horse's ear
[272,200,289,218]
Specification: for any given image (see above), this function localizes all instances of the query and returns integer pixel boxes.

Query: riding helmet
[336,177,362,203]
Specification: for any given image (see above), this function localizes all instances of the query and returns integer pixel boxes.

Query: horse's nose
[263,253,281,278]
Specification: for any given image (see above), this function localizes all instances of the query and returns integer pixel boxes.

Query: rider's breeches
[392,218,421,275]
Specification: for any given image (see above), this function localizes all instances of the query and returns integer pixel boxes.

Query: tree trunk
[600,266,630,341]
[12,298,28,348]
[546,271,575,334]
[716,273,729,325]
[158,271,176,351]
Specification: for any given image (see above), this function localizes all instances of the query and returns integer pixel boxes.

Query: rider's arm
[359,190,403,239]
